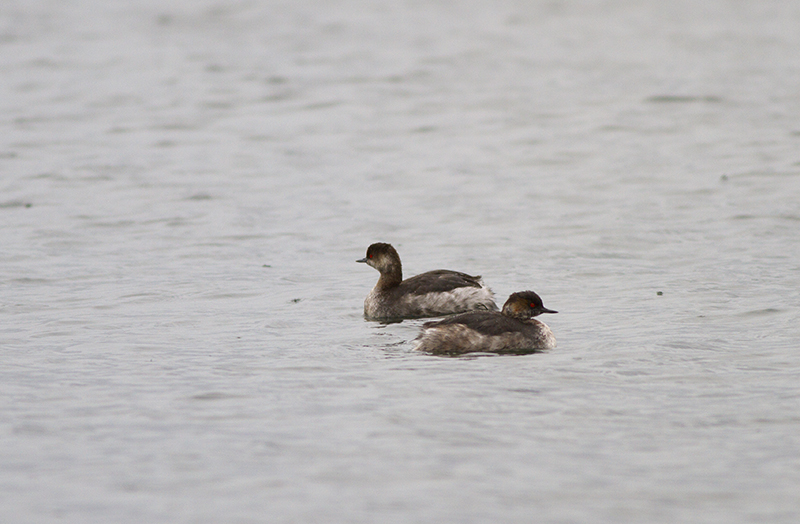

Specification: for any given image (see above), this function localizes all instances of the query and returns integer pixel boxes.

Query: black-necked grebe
[357,242,497,320]
[413,290,557,354]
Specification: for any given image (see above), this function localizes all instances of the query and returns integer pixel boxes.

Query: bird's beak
[356,257,368,263]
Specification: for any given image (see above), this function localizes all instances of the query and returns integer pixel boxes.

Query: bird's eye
[368,254,373,259]
[530,303,535,308]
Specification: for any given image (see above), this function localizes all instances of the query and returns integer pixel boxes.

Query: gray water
[2,1,800,522]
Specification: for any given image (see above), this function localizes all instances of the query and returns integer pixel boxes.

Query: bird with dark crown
[413,290,557,355]
[357,243,497,320]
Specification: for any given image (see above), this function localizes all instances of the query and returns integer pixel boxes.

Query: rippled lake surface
[2,1,800,522]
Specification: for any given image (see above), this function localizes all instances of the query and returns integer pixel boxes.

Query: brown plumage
[357,243,497,320]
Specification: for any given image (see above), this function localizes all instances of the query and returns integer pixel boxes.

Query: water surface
[2,1,799,522]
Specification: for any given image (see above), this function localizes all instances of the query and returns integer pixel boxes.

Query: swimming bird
[357,242,497,320]
[413,290,557,354]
